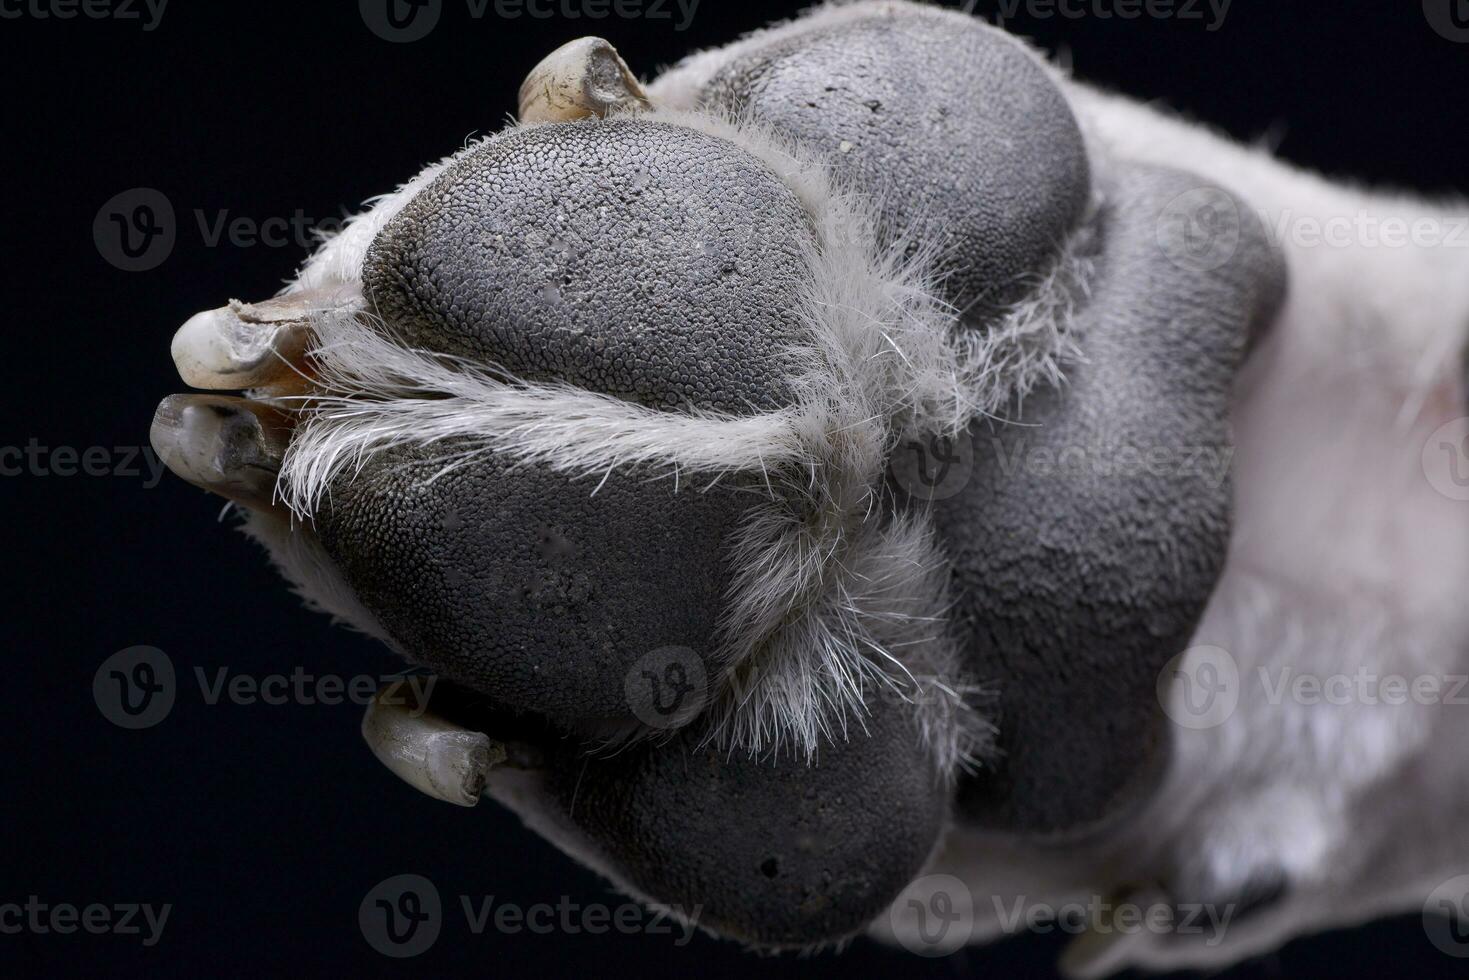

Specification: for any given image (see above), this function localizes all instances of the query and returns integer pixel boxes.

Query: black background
[4,0,1467,976]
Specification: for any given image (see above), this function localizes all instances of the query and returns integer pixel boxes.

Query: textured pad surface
[702,5,1090,314]
[894,164,1286,836]
[363,120,814,413]
[315,447,756,729]
[548,689,948,946]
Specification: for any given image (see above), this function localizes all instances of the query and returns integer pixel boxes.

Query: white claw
[361,680,504,808]
[170,286,362,389]
[150,394,291,509]
[518,36,650,124]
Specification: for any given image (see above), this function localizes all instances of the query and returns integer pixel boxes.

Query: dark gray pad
[363,120,815,414]
[315,447,758,732]
[701,5,1091,315]
[544,689,948,947]
[892,163,1285,837]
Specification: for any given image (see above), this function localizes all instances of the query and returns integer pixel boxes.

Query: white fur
[276,311,810,517]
